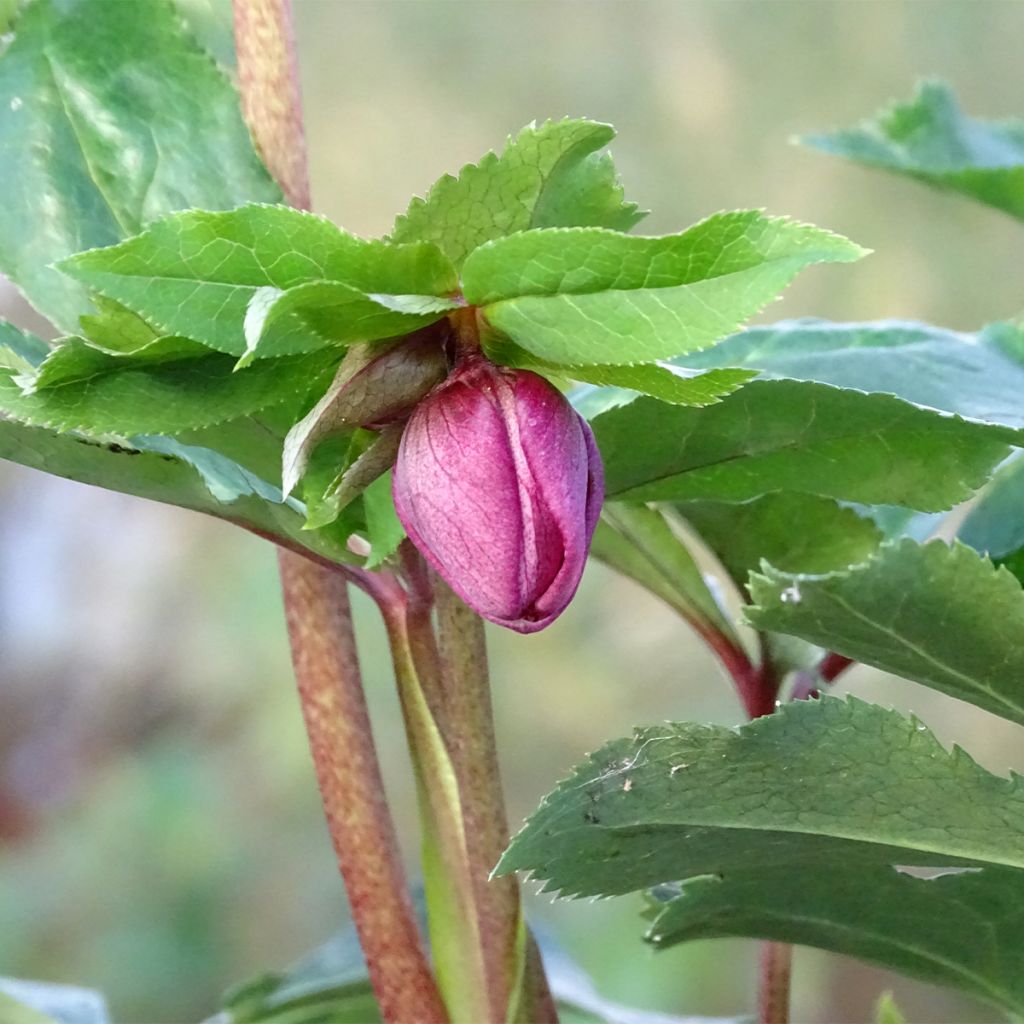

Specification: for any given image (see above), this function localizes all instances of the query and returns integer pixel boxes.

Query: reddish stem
[758,942,793,1024]
[818,651,854,684]
[278,555,448,1023]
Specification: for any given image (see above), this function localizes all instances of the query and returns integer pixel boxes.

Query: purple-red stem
[758,942,793,1024]
[232,2,445,1020]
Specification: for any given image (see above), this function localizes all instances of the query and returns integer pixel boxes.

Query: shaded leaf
[497,697,1024,900]
[593,380,1013,511]
[0,320,49,375]
[0,0,280,329]
[679,493,883,585]
[362,471,405,568]
[473,216,866,366]
[647,865,1024,1017]
[800,80,1024,220]
[748,539,1024,725]
[391,119,644,267]
[686,318,1024,433]
[59,205,457,357]
[959,453,1024,573]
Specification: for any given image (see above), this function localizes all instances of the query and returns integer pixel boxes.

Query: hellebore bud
[393,356,604,633]
[283,330,448,497]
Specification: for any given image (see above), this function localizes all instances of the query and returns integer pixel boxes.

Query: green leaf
[874,993,908,1024]
[0,320,49,375]
[0,978,111,1024]
[748,539,1024,725]
[0,0,281,329]
[472,215,866,366]
[686,318,1024,433]
[592,504,738,644]
[800,80,1024,221]
[593,380,1013,511]
[0,345,339,436]
[362,471,405,569]
[647,865,1024,1017]
[679,493,884,585]
[240,281,456,365]
[58,205,458,357]
[959,454,1024,566]
[497,696,1024,900]
[390,119,644,267]
[0,417,356,565]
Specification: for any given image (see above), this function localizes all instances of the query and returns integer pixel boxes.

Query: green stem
[433,577,558,1024]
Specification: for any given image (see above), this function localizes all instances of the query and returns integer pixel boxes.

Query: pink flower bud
[393,356,603,633]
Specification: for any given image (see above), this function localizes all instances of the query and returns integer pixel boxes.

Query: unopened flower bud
[393,356,603,633]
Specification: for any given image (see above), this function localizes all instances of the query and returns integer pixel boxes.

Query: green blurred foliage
[1,2,1021,1022]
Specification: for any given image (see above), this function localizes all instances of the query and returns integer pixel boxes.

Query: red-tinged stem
[758,942,793,1024]
[278,556,448,1023]
[819,651,855,684]
[233,3,445,1020]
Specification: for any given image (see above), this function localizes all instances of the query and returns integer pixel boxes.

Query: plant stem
[433,577,558,1024]
[278,555,448,1023]
[233,3,446,1020]
[758,941,793,1024]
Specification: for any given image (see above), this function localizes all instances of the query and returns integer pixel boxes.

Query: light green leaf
[647,864,1024,1017]
[593,380,1014,511]
[686,318,1024,433]
[800,80,1024,220]
[0,0,281,330]
[748,539,1024,725]
[0,977,111,1024]
[240,279,456,364]
[0,344,339,436]
[497,697,1024,899]
[390,119,644,267]
[875,993,908,1024]
[58,205,458,357]
[472,215,866,366]
[679,493,883,585]
[362,471,405,569]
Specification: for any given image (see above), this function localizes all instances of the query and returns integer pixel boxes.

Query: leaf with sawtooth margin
[799,80,1024,221]
[469,216,867,366]
[58,205,458,358]
[390,119,644,268]
[0,0,281,330]
[747,538,1024,725]
[593,379,1016,512]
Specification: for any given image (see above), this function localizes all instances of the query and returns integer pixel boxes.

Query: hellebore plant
[6,3,1024,1024]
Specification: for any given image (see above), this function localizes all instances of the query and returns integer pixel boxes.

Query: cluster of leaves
[3,0,1024,1017]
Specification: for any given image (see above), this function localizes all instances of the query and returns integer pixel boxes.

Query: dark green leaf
[390,119,644,267]
[594,380,1013,511]
[679,493,883,585]
[593,504,739,643]
[800,80,1024,220]
[497,697,1024,899]
[0,978,111,1024]
[647,865,1024,1017]
[0,418,356,565]
[0,320,49,374]
[0,345,339,436]
[0,0,280,329]
[959,454,1024,563]
[686,318,1024,433]
[471,216,866,366]
[58,205,457,357]
[748,539,1024,725]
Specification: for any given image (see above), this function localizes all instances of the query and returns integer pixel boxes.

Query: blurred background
[2,1,1023,1021]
